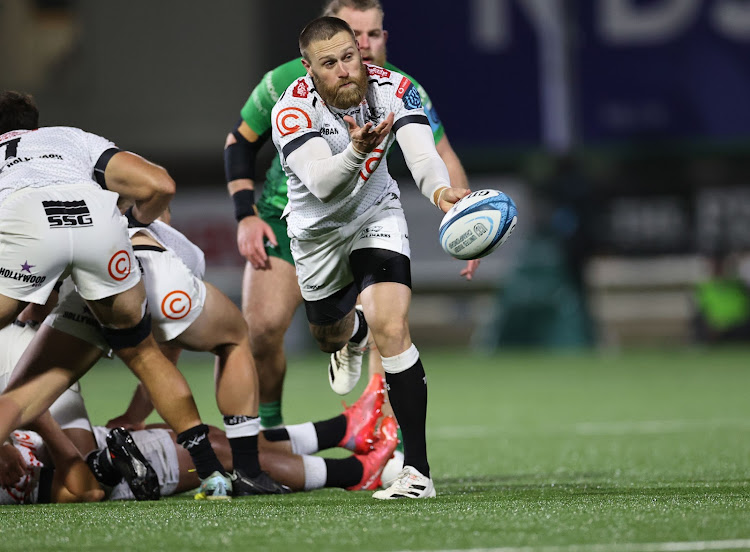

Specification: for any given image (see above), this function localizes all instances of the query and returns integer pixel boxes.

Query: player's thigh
[3,325,102,416]
[173,281,246,352]
[242,256,302,338]
[85,280,148,329]
[359,281,412,332]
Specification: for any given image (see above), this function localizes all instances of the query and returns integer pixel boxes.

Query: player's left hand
[460,259,481,281]
[437,187,471,213]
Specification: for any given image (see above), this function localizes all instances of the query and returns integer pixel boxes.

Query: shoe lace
[390,468,417,490]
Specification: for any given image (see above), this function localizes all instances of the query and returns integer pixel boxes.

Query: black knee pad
[101,313,152,350]
[304,283,359,325]
[350,248,412,292]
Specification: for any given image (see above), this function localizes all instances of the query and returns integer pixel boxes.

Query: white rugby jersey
[0,126,117,204]
[0,430,49,505]
[272,64,444,239]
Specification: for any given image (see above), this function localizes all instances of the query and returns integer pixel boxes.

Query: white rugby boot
[328,307,369,395]
[372,465,436,500]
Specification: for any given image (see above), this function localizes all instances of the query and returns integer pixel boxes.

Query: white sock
[381,344,420,374]
[301,455,327,491]
[286,422,318,455]
[223,417,260,439]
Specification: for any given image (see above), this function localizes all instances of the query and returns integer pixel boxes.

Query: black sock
[223,415,261,477]
[262,427,290,442]
[85,448,121,487]
[228,435,261,477]
[385,358,430,477]
[351,308,368,344]
[323,456,364,488]
[313,414,347,450]
[176,424,225,479]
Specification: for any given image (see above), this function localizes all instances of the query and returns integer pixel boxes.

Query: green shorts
[260,212,294,266]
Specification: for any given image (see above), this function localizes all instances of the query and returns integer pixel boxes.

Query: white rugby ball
[439,189,518,260]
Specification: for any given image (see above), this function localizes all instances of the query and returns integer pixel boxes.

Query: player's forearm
[436,135,469,190]
[287,138,367,202]
[397,124,451,206]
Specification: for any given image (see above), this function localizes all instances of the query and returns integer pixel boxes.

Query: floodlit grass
[2,348,750,551]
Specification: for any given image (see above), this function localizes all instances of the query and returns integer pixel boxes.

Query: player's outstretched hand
[237,216,278,270]
[345,112,394,154]
[0,443,26,486]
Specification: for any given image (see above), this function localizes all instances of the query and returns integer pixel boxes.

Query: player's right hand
[437,187,471,213]
[237,216,278,270]
[0,443,26,486]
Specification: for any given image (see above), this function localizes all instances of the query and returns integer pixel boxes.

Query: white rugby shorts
[134,248,206,342]
[0,321,92,432]
[291,195,411,302]
[93,426,179,499]
[45,279,111,353]
[0,183,140,304]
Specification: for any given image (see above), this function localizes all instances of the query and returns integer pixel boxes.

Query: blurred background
[3,0,750,352]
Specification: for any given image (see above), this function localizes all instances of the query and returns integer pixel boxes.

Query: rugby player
[269,17,470,499]
[0,91,232,499]
[0,310,398,502]
[224,0,476,433]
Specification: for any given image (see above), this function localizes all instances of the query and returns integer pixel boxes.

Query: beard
[313,63,369,110]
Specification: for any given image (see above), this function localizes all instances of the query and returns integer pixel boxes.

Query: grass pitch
[1,347,749,551]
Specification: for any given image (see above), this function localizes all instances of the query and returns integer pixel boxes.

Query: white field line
[429,419,750,439]
[391,538,750,552]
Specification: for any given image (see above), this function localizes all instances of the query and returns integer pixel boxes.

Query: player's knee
[371,318,408,347]
[100,312,152,350]
[248,316,288,355]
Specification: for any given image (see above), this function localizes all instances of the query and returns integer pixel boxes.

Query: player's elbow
[150,166,176,201]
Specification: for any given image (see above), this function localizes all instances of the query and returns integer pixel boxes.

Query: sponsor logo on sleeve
[292,79,309,98]
[395,77,411,99]
[395,77,422,109]
[367,65,391,78]
[275,107,313,136]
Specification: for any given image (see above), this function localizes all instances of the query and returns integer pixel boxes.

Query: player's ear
[383,29,388,44]
[301,58,313,76]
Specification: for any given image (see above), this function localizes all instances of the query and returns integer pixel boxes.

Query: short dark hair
[0,91,39,135]
[322,0,384,18]
[299,16,355,61]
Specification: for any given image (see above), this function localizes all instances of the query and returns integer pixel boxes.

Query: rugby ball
[438,189,517,260]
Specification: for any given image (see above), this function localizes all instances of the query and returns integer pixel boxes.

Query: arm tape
[233,189,256,222]
[224,124,265,182]
[124,206,149,228]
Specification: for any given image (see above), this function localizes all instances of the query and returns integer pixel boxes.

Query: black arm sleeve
[223,120,270,182]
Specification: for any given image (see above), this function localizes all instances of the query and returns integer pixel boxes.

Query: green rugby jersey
[239,58,446,218]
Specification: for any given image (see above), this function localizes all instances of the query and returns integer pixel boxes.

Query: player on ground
[270,17,470,499]
[224,0,476,432]
[0,307,398,501]
[0,91,231,498]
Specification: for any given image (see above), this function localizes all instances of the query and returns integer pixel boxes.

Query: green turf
[2,348,750,551]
